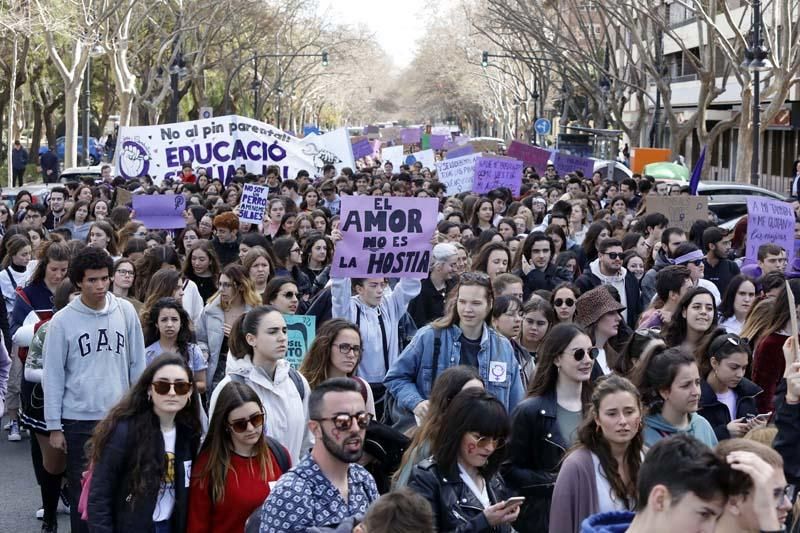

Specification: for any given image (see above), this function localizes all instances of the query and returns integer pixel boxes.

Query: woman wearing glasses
[263,276,300,317]
[208,305,312,464]
[550,283,579,324]
[271,236,312,303]
[299,318,375,416]
[187,381,289,533]
[549,375,644,533]
[671,242,721,305]
[502,323,596,532]
[86,353,202,533]
[698,331,764,441]
[408,388,519,533]
[110,258,142,313]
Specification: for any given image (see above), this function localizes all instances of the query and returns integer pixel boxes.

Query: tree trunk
[30,101,43,167]
[6,35,18,188]
[63,82,82,168]
[734,84,753,184]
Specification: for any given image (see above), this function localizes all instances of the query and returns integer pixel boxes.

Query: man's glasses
[228,412,265,433]
[603,252,623,260]
[314,412,373,431]
[333,343,361,355]
[151,380,192,396]
[567,347,599,361]
[553,298,575,307]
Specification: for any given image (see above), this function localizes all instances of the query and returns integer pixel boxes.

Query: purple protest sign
[371,140,382,158]
[429,135,447,149]
[401,128,421,145]
[745,197,795,264]
[507,141,550,174]
[352,138,372,159]
[472,157,524,196]
[332,196,438,279]
[446,144,475,159]
[133,194,187,229]
[553,151,595,177]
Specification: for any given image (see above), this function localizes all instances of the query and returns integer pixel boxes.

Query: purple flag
[332,196,438,279]
[689,146,706,195]
[133,194,187,229]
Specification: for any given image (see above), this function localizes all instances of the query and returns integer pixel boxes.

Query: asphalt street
[0,429,70,532]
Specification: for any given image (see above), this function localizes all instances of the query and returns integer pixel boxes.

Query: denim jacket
[383,324,524,414]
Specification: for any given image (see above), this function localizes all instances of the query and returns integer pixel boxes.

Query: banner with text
[115,115,355,184]
[284,315,316,369]
[435,152,482,194]
[238,183,269,224]
[473,156,524,196]
[332,196,438,278]
[745,197,795,264]
[553,151,595,177]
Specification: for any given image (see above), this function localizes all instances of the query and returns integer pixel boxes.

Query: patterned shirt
[260,453,378,532]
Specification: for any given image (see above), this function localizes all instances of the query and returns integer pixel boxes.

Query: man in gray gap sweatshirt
[43,247,145,533]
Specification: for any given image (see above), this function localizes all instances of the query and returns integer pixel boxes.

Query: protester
[260,378,378,532]
[503,323,595,532]
[408,388,519,533]
[407,242,458,328]
[636,265,692,329]
[182,240,221,304]
[211,212,240,267]
[611,327,664,378]
[0,234,32,315]
[512,232,572,299]
[517,296,554,361]
[702,227,740,296]
[263,276,300,315]
[661,286,718,358]
[549,283,579,324]
[575,286,625,376]
[491,295,534,388]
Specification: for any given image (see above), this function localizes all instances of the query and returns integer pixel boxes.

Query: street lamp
[83,43,104,166]
[742,0,771,186]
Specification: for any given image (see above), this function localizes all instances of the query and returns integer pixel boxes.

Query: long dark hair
[183,240,221,289]
[470,241,510,275]
[582,221,612,262]
[698,330,752,378]
[142,297,195,363]
[196,381,275,503]
[133,245,181,300]
[573,375,643,509]
[87,353,201,501]
[229,305,281,360]
[613,328,665,377]
[631,346,696,415]
[719,275,755,321]
[662,286,717,349]
[527,322,593,406]
[431,388,509,478]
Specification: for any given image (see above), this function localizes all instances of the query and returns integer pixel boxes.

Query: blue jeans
[62,419,98,533]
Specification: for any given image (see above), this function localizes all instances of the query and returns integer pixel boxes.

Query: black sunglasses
[568,347,599,361]
[554,298,575,307]
[603,252,623,260]
[151,380,192,396]
[314,412,373,431]
[228,412,265,433]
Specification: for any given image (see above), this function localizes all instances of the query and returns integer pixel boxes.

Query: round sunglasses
[553,298,575,307]
[151,380,192,396]
[228,412,265,433]
[566,347,599,361]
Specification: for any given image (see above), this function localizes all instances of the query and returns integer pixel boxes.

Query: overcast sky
[318,0,439,69]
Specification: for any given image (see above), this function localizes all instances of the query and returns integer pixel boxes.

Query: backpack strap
[265,436,291,473]
[428,328,443,388]
[288,367,305,401]
[356,304,389,373]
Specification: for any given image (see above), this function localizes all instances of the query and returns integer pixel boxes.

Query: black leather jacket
[501,390,568,533]
[408,457,513,533]
[698,377,762,441]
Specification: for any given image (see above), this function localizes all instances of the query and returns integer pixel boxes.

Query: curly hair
[142,297,195,363]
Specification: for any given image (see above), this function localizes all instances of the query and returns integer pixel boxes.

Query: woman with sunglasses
[208,305,312,464]
[263,276,300,316]
[698,331,764,442]
[550,283,579,324]
[631,346,717,447]
[299,318,375,415]
[491,295,533,389]
[549,375,644,533]
[408,388,519,533]
[503,323,596,532]
[384,272,523,425]
[187,381,289,533]
[575,286,625,376]
[86,353,202,533]
[671,242,721,305]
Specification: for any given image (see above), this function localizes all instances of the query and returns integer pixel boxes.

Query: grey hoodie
[43,292,146,429]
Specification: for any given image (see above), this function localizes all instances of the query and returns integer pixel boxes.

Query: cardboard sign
[132,194,187,229]
[115,187,132,208]
[332,196,438,278]
[284,315,316,369]
[745,197,795,264]
[646,196,709,232]
[238,183,269,224]
[473,156,524,196]
[507,141,550,174]
[552,151,595,177]
[435,152,482,195]
[469,139,500,153]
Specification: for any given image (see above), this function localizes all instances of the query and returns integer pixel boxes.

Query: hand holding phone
[504,496,525,508]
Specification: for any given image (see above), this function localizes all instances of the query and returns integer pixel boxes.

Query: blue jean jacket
[383,324,524,414]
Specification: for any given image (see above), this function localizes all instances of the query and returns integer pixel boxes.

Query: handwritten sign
[332,196,438,278]
[647,195,709,233]
[238,183,269,224]
[507,141,550,174]
[401,128,421,144]
[553,151,595,177]
[284,315,316,369]
[435,153,482,195]
[473,156,524,196]
[352,138,373,159]
[745,197,794,264]
[132,194,187,229]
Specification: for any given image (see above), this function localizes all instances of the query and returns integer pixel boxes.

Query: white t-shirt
[596,347,610,374]
[152,427,177,521]
[593,452,629,513]
[716,389,738,421]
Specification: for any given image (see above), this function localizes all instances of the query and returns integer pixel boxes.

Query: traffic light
[482,51,489,67]
[321,51,329,67]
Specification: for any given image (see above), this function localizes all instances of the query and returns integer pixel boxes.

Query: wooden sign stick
[786,281,799,362]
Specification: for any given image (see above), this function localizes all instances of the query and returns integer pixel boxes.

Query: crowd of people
[0,156,798,533]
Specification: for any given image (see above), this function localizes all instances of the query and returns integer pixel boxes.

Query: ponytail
[228,305,280,360]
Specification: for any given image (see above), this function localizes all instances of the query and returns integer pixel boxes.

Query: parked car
[696,182,788,224]
[55,136,103,165]
[59,164,104,184]
[1,185,52,211]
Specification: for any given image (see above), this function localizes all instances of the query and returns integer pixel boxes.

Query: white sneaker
[7,420,21,441]
[35,507,44,520]
[3,420,11,431]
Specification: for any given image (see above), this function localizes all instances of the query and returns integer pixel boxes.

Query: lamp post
[743,0,770,186]
[83,43,104,166]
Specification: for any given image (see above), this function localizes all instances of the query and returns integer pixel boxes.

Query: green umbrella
[644,162,690,181]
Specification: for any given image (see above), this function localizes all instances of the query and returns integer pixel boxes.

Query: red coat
[181,172,196,184]
[752,332,789,413]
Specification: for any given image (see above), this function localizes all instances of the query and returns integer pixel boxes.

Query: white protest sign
[406,149,435,170]
[382,145,405,170]
[115,115,355,184]
[435,152,482,194]
[431,126,451,137]
[238,183,269,224]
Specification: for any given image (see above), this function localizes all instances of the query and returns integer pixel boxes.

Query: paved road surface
[0,429,70,532]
